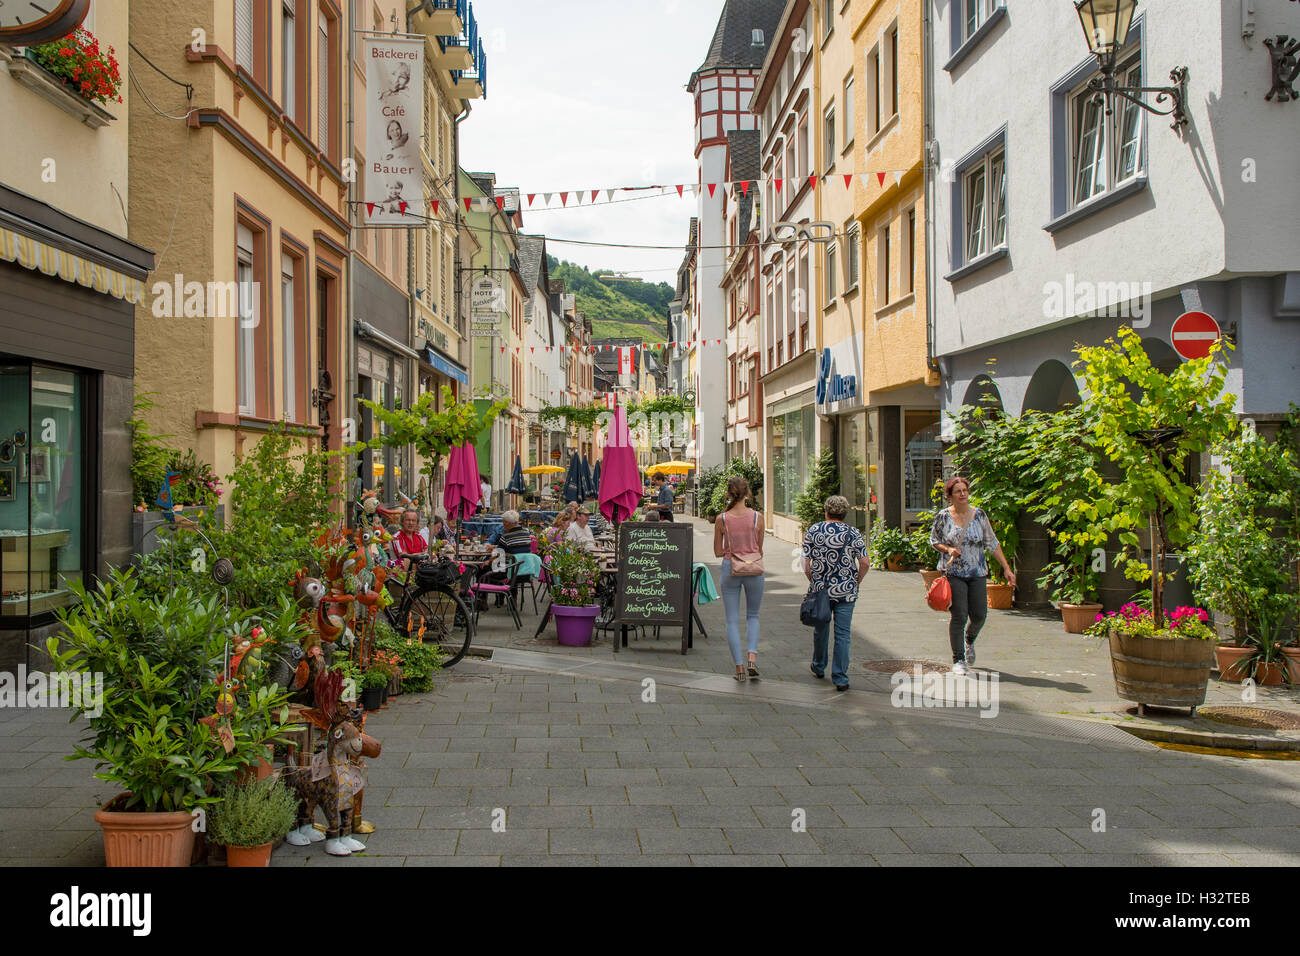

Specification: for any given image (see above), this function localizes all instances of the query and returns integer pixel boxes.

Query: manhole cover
[1197,706,1300,731]
[862,659,951,675]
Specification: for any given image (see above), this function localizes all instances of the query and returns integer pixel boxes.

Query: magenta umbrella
[599,405,640,525]
[442,443,480,554]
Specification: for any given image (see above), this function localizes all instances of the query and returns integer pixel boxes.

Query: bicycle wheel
[405,584,474,668]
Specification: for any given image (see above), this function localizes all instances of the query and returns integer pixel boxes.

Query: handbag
[415,557,460,591]
[800,586,832,626]
[722,511,765,577]
[926,574,952,612]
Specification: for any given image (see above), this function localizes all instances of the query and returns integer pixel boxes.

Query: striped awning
[0,225,146,304]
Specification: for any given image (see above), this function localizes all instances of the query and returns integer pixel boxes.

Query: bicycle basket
[415,558,460,591]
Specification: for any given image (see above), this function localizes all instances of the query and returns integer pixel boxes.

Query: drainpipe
[922,0,941,380]
[345,2,356,491]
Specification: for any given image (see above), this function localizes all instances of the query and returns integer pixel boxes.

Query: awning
[423,346,469,386]
[354,320,421,361]
[0,226,145,304]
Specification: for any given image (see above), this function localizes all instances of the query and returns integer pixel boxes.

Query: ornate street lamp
[1074,0,1189,129]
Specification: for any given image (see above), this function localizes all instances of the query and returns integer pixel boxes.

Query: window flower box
[4,26,120,128]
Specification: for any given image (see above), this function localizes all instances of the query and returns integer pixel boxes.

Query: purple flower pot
[553,604,600,646]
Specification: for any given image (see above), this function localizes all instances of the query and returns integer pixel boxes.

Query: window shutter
[317,11,329,150]
[235,0,254,71]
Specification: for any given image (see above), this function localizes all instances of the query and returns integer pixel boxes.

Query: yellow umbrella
[523,465,565,475]
[645,461,695,475]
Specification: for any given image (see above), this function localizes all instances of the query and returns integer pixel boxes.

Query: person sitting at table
[389,509,428,572]
[650,473,675,522]
[482,510,535,606]
[428,515,449,544]
[566,508,597,552]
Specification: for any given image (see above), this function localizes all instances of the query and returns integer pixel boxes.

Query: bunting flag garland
[527,194,536,206]
[843,174,853,190]
[365,202,375,216]
[739,180,750,197]
[431,200,440,214]
[398,201,408,215]
[707,183,717,198]
[463,197,473,211]
[560,192,569,206]
[894,170,904,186]
[543,192,553,206]
[495,196,506,211]
[590,190,600,203]
[808,175,818,190]
[775,179,783,193]
[676,185,684,198]
[877,172,887,187]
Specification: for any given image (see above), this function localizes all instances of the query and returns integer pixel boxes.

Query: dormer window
[752,29,765,45]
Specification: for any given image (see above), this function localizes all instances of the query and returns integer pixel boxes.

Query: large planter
[361,687,383,711]
[94,795,196,867]
[986,582,1014,610]
[1285,647,1300,682]
[1061,602,1104,634]
[225,842,273,867]
[1108,630,1215,712]
[553,604,599,646]
[1214,644,1254,682]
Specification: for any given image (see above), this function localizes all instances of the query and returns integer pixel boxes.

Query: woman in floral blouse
[929,476,1015,676]
[802,495,870,691]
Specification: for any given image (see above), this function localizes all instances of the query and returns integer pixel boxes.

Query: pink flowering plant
[1084,602,1216,640]
[546,541,599,607]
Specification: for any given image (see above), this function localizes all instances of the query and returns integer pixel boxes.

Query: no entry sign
[1170,311,1221,360]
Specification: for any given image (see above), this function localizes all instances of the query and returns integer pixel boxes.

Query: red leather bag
[926,574,952,612]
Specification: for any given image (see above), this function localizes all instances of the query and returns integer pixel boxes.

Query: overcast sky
[459,0,729,286]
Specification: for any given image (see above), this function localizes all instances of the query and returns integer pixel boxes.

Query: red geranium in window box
[26,27,123,106]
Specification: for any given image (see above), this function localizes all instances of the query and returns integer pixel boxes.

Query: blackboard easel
[613,521,694,655]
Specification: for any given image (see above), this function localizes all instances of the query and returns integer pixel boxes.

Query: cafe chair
[513,551,544,614]
[468,555,523,629]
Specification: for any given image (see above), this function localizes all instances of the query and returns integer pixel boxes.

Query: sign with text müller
[614,522,694,654]
[363,34,423,227]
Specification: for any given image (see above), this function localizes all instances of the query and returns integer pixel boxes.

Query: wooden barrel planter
[986,582,1014,610]
[1107,630,1215,714]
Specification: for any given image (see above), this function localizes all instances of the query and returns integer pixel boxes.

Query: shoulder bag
[800,586,831,626]
[722,511,765,577]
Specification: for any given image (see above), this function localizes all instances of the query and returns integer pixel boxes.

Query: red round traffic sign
[1170,311,1221,360]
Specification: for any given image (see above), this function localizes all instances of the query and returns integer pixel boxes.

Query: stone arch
[1022,359,1081,414]
[961,374,1004,414]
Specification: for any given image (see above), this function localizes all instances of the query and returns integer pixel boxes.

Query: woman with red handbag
[713,477,765,682]
[929,476,1015,676]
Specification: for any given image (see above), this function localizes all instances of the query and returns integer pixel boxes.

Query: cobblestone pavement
[476,517,1300,722]
[3,653,1299,867]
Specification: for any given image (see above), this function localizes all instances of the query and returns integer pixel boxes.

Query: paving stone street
[2,518,1297,867]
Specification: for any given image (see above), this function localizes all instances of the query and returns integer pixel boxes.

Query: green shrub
[208,777,299,848]
[793,449,841,535]
[869,526,916,569]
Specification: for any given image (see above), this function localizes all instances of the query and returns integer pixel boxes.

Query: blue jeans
[720,559,764,666]
[812,598,855,686]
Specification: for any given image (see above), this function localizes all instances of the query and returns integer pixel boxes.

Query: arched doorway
[1022,359,1081,414]
[962,374,1004,415]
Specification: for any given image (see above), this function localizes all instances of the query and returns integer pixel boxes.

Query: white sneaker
[964,642,976,667]
[952,661,969,677]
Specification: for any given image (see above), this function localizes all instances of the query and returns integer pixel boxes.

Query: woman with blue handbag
[802,495,869,691]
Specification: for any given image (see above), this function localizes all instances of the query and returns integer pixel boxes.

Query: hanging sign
[363,34,423,227]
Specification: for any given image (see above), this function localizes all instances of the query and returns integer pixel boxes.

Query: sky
[459,0,730,286]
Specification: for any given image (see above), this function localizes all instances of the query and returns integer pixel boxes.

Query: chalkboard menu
[614,522,694,632]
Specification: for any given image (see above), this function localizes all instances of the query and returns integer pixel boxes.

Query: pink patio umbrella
[598,404,641,527]
[443,442,480,554]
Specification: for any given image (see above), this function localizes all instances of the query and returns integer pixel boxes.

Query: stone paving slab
[469,517,1299,728]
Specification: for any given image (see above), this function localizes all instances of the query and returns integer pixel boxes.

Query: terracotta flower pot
[1284,647,1300,683]
[920,569,944,589]
[94,795,196,867]
[1061,602,1104,634]
[1215,644,1253,682]
[986,582,1014,610]
[225,842,273,867]
[233,757,274,786]
[885,556,906,572]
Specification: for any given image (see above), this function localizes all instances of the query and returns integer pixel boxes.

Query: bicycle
[382,553,475,668]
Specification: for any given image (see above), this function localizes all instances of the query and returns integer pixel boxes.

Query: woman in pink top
[712,477,766,681]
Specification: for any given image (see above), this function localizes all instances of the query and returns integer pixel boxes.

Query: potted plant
[869,526,914,572]
[208,776,300,867]
[913,480,946,588]
[1186,410,1300,684]
[25,27,124,106]
[547,541,601,646]
[1086,602,1218,714]
[46,569,294,867]
[359,667,388,711]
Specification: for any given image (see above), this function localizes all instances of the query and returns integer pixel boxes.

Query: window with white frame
[235,0,254,71]
[964,146,1006,262]
[237,224,257,416]
[823,103,835,171]
[797,113,809,181]
[845,224,859,289]
[282,0,295,117]
[903,207,916,294]
[963,0,1003,44]
[878,222,891,303]
[867,45,881,137]
[824,242,837,302]
[1071,59,1143,207]
[281,254,298,422]
[842,73,854,147]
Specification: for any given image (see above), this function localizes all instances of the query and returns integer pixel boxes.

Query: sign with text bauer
[614,522,693,629]
[364,35,423,227]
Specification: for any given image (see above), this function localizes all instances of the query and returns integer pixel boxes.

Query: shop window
[0,363,88,623]
[771,404,816,517]
[904,412,943,512]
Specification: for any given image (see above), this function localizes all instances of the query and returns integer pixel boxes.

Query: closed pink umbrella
[599,405,640,525]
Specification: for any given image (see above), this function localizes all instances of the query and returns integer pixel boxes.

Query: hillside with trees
[547,256,674,342]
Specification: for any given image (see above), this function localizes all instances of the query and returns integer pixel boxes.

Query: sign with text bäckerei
[614,522,693,632]
[363,34,423,227]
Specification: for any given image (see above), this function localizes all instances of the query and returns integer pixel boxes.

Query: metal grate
[862,659,952,675]
[1197,706,1300,731]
